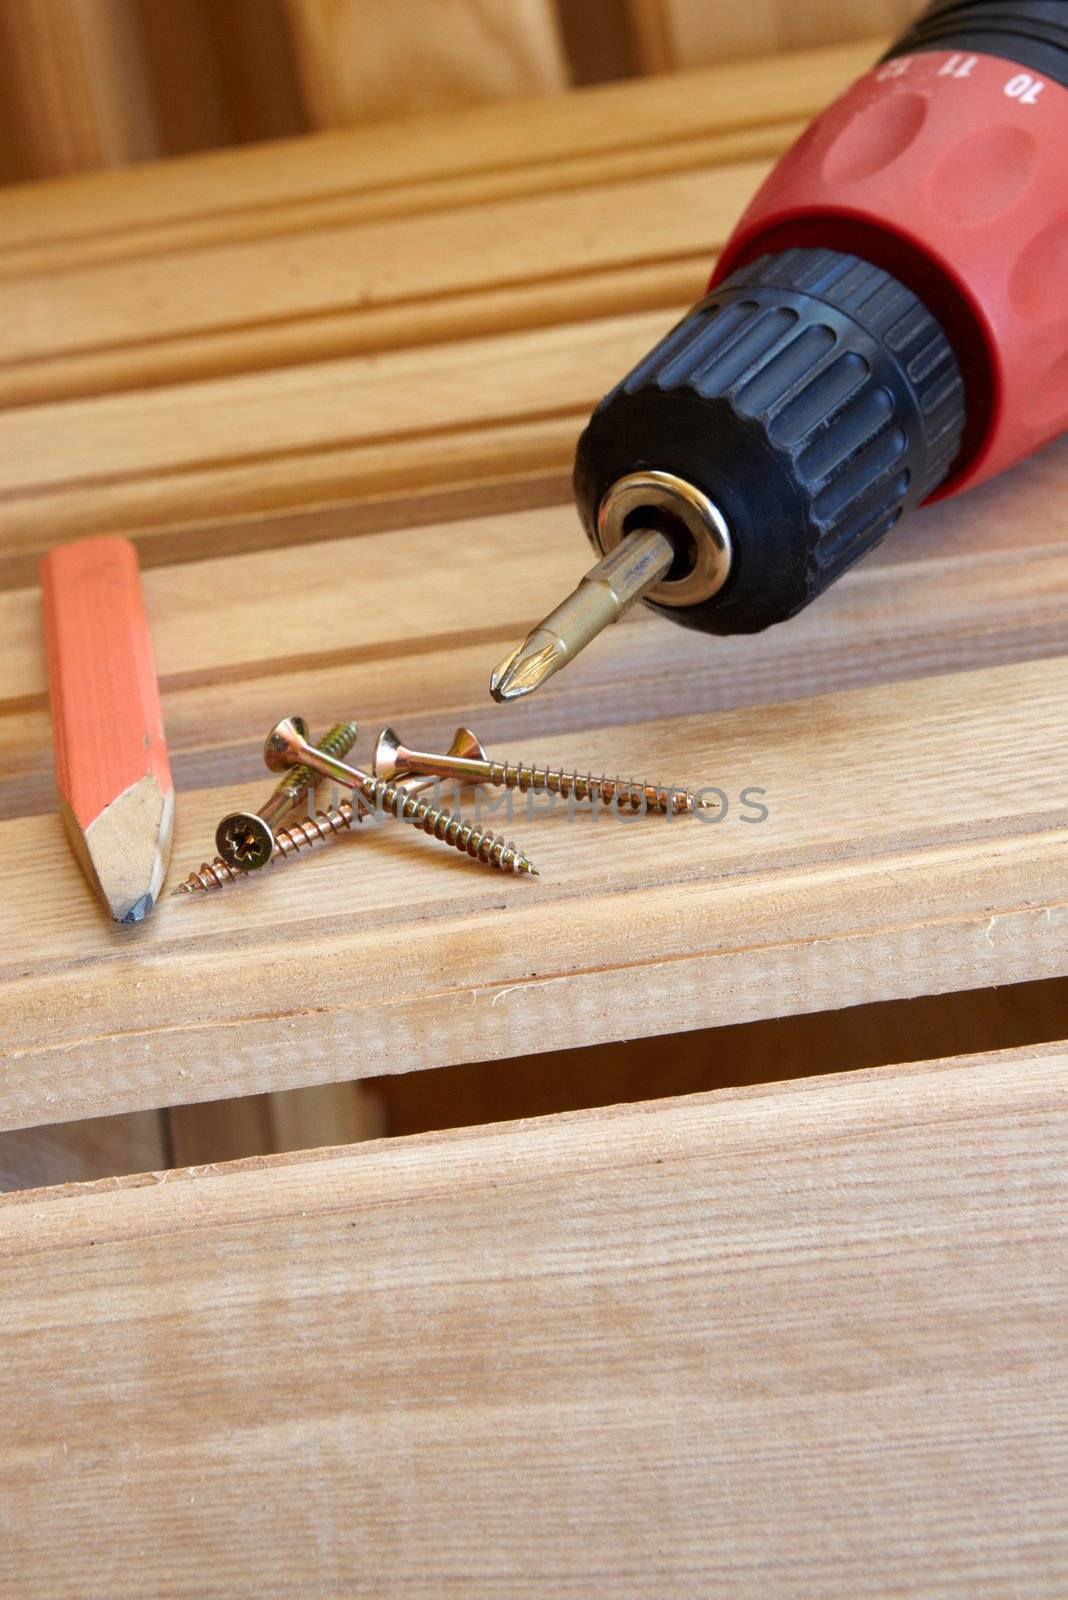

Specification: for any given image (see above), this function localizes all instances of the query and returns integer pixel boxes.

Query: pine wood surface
[1,1045,1066,1597]
[626,0,917,71]
[283,0,568,124]
[0,38,872,261]
[0,38,875,406]
[0,0,160,179]
[0,42,1065,1130]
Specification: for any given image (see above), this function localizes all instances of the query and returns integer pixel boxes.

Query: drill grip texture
[717,7,1068,495]
[574,248,964,636]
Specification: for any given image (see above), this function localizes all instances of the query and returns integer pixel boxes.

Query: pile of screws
[173,715,709,895]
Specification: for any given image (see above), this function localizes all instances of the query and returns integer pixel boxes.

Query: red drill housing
[715,42,1068,498]
[571,1,1068,648]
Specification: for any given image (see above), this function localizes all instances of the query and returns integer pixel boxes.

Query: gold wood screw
[264,717,538,876]
[380,725,485,797]
[173,800,362,895]
[373,725,710,814]
[214,719,360,871]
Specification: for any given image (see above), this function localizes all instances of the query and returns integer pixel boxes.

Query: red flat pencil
[41,537,173,923]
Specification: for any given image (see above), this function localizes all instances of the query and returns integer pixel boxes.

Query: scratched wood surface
[1,1045,1066,1598]
[0,38,1066,1133]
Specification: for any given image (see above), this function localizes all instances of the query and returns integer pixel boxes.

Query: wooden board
[0,38,873,267]
[0,41,1065,1133]
[627,0,917,70]
[2,631,1065,1129]
[133,0,305,157]
[0,0,159,179]
[284,0,568,124]
[1,1044,1065,1597]
[0,44,882,590]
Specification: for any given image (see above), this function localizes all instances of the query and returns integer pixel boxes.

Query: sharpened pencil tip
[121,892,153,923]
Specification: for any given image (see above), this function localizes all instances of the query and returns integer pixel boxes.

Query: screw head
[216,811,275,870]
[449,726,488,762]
[264,715,309,772]
[373,725,403,781]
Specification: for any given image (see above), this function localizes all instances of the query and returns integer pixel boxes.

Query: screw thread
[274,801,358,856]
[174,800,360,894]
[317,720,360,760]
[485,760,695,813]
[364,775,537,875]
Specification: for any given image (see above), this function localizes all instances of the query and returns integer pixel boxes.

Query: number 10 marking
[1004,72,1045,105]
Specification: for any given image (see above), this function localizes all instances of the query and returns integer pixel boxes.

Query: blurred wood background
[0,0,924,183]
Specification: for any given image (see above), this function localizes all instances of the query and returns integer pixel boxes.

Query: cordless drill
[490,0,1068,701]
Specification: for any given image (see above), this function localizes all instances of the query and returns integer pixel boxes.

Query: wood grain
[1,1045,1065,1597]
[0,157,774,406]
[0,40,865,408]
[0,40,1063,1137]
[0,0,158,178]
[0,309,687,576]
[285,0,567,124]
[2,438,1066,811]
[0,38,875,270]
[134,0,305,157]
[627,0,916,69]
[2,647,1065,1129]
[0,41,885,582]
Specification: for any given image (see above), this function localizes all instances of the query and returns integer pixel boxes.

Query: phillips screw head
[216,718,358,872]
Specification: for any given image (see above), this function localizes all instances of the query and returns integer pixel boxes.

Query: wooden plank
[1,644,1065,1130]
[2,434,1066,810]
[0,311,671,573]
[134,0,304,156]
[0,156,778,406]
[0,37,874,579]
[14,300,1067,581]
[1,1045,1065,1597]
[284,0,568,124]
[0,38,876,268]
[0,33,862,404]
[627,0,915,70]
[0,46,1062,1141]
[555,0,638,84]
[0,0,158,178]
